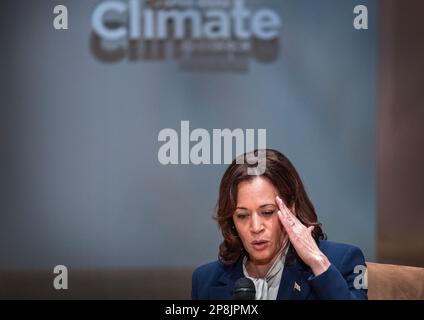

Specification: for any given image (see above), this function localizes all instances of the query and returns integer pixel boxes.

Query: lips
[251,240,269,250]
[251,240,268,245]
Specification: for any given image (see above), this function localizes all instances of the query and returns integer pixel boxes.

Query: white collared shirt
[242,247,288,300]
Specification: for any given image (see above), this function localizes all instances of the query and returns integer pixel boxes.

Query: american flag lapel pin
[294,281,301,292]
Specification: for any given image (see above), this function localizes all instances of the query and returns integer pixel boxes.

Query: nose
[250,213,264,234]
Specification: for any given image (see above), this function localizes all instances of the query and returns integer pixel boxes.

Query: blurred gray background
[0,0,400,299]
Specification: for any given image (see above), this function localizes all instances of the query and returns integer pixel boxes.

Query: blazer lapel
[277,247,312,300]
[277,262,298,299]
[208,249,314,300]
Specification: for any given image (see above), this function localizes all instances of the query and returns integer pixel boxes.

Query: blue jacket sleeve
[307,246,368,300]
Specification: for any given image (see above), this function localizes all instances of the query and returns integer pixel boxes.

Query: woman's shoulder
[193,260,222,274]
[192,259,241,299]
[192,259,229,278]
[318,239,364,253]
[192,258,240,283]
[318,240,366,266]
[191,260,224,291]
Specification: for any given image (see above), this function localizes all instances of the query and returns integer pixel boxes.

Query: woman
[192,149,368,300]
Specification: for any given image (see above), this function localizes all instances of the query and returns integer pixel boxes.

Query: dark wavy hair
[214,149,326,265]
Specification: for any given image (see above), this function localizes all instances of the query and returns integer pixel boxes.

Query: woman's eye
[263,211,275,216]
[236,213,248,219]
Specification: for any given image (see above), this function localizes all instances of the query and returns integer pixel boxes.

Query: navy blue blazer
[192,240,368,300]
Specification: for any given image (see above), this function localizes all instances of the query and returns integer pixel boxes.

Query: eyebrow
[236,204,276,210]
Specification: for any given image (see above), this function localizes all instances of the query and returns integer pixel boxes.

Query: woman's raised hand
[276,196,330,276]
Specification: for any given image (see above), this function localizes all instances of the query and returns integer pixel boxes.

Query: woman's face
[233,177,286,266]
